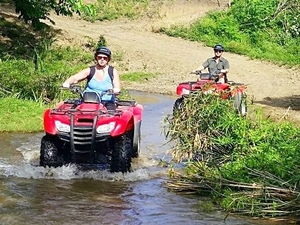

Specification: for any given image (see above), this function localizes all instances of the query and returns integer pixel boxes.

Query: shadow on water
[0,91,280,225]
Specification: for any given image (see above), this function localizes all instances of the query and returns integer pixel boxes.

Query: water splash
[0,159,159,182]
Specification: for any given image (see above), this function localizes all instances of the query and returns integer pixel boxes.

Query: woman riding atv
[62,46,121,110]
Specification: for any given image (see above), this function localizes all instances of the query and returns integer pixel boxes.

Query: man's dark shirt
[202,56,229,74]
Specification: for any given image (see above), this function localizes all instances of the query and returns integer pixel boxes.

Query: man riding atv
[173,43,246,116]
[194,44,229,83]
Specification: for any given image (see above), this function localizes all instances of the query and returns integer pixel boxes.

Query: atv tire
[132,122,141,158]
[233,92,247,116]
[40,135,64,167]
[110,131,133,173]
[173,97,184,115]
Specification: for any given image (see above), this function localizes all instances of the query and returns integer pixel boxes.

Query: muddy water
[0,92,278,225]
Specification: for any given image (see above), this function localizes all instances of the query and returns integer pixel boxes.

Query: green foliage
[231,0,278,33]
[0,46,92,101]
[165,90,300,183]
[231,0,300,38]
[159,0,300,66]
[165,90,248,162]
[221,120,300,184]
[164,90,300,218]
[11,0,96,29]
[190,12,246,43]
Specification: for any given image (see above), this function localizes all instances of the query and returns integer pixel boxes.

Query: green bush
[164,90,300,218]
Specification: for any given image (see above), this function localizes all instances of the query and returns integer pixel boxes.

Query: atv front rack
[51,108,122,116]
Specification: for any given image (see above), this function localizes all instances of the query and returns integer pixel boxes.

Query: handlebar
[190,70,202,75]
[191,71,219,81]
[70,85,82,94]
[62,84,116,97]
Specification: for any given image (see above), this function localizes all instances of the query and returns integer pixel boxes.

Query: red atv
[40,85,143,173]
[174,71,247,115]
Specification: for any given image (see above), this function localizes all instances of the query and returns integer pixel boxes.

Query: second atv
[173,71,247,116]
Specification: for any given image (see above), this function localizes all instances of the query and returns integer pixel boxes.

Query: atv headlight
[55,121,70,133]
[182,88,190,95]
[96,122,115,133]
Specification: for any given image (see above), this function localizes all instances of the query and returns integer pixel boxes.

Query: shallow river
[0,92,279,225]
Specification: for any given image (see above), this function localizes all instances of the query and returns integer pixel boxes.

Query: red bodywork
[176,78,246,99]
[43,101,143,137]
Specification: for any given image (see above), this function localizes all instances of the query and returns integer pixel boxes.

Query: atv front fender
[132,104,143,123]
[110,110,135,137]
[43,109,58,135]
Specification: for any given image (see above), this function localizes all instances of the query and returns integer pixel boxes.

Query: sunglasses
[96,56,108,60]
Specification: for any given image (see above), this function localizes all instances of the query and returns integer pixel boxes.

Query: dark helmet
[95,46,111,58]
[213,44,224,51]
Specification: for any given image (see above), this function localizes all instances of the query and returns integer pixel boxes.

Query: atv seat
[82,92,100,103]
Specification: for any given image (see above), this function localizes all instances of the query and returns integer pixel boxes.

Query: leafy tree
[6,0,95,29]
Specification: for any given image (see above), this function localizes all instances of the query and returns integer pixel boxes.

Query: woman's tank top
[84,70,114,102]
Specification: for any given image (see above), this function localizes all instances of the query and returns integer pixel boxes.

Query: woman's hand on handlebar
[113,88,121,95]
[62,82,70,88]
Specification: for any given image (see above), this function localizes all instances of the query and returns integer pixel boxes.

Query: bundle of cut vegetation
[163,90,300,221]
